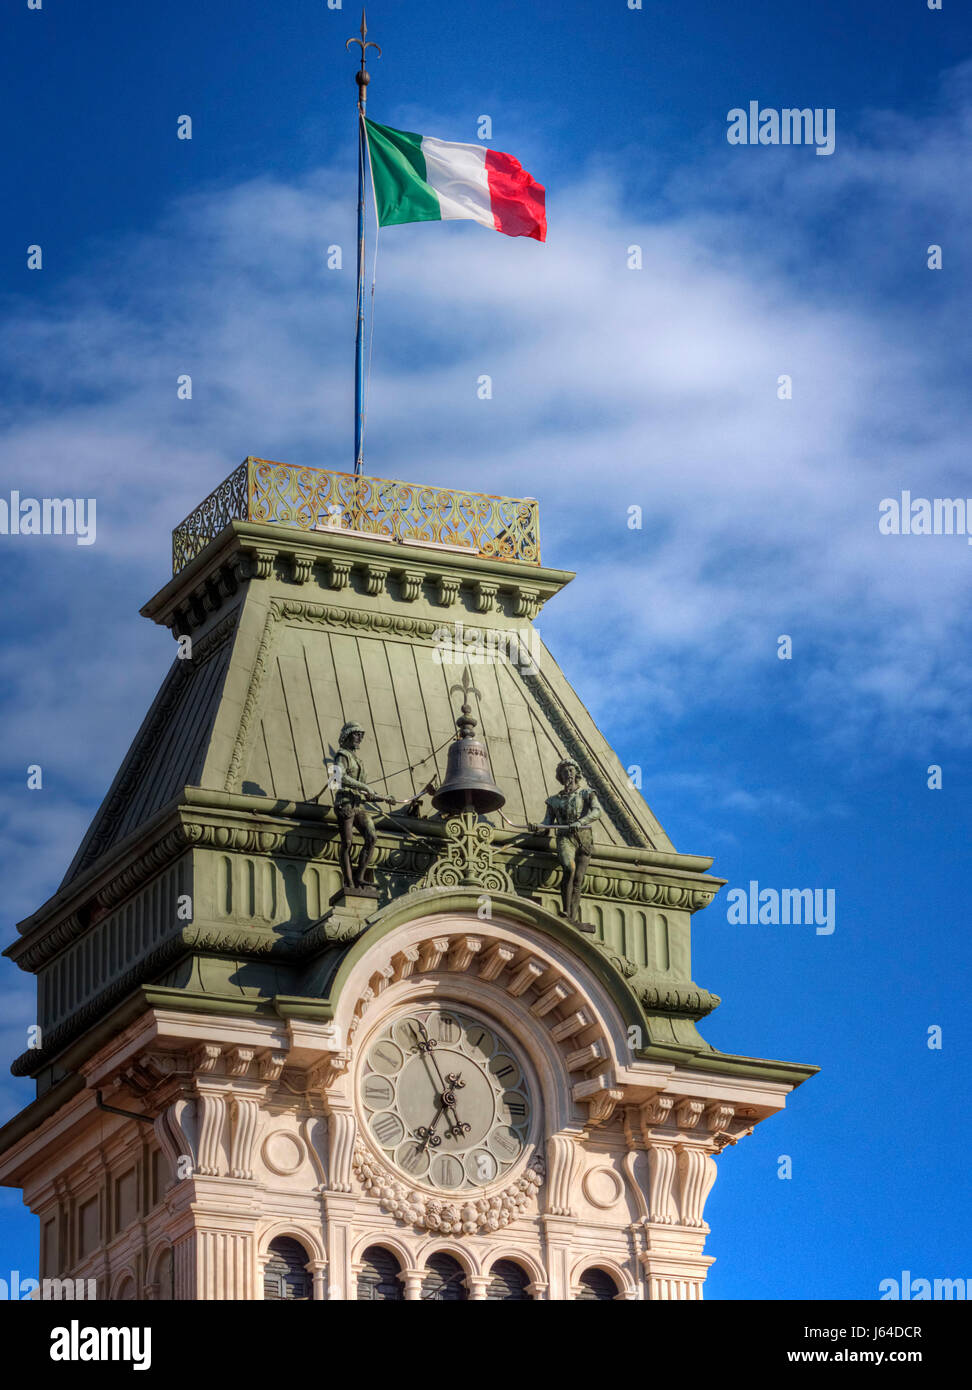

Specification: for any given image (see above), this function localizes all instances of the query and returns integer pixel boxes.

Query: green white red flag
[363,118,546,242]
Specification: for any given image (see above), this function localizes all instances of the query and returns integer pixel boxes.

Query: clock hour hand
[441,1072,470,1141]
[415,1102,445,1151]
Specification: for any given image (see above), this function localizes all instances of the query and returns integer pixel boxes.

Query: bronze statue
[532,759,600,930]
[330,721,393,891]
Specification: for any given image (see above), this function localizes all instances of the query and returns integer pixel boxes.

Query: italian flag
[364,118,546,242]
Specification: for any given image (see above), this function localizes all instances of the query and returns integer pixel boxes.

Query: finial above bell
[432,688,506,816]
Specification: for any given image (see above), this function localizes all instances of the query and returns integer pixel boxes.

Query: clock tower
[0,459,816,1300]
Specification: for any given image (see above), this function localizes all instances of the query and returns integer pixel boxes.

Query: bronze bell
[432,703,506,815]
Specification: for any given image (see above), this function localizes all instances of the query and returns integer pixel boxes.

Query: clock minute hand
[414,1022,470,1140]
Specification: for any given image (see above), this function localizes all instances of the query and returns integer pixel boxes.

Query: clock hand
[441,1072,470,1141]
[415,1020,470,1139]
[415,1101,445,1151]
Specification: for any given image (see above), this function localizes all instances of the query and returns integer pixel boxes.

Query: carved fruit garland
[353,1141,544,1235]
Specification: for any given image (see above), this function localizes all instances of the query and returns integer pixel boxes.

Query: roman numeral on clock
[372,1113,402,1146]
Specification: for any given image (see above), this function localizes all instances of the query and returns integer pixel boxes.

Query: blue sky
[1,0,970,1299]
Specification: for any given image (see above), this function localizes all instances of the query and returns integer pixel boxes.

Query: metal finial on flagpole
[347,11,381,477]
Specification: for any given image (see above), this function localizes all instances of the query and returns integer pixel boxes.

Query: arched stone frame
[349,1230,413,1301]
[482,1247,548,1300]
[350,1230,414,1267]
[256,1221,326,1301]
[145,1240,175,1301]
[109,1266,139,1301]
[329,902,637,1139]
[414,1238,479,1300]
[568,1254,639,1302]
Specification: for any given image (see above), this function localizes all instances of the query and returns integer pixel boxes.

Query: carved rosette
[352,1141,544,1235]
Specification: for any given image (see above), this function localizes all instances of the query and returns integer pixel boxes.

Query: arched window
[263,1237,312,1301]
[486,1259,531,1301]
[576,1267,618,1301]
[357,1246,404,1301]
[421,1252,468,1302]
[153,1248,173,1301]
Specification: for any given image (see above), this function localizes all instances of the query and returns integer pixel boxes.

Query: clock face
[359,1008,533,1192]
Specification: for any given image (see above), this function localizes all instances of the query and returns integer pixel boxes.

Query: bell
[432,704,506,815]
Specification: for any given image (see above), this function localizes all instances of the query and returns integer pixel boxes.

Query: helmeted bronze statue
[532,758,600,931]
[330,721,393,890]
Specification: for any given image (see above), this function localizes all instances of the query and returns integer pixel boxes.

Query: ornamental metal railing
[171,458,541,575]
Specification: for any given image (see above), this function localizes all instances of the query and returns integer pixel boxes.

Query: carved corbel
[142,1053,193,1083]
[258,1052,287,1083]
[153,1097,196,1184]
[639,1094,674,1133]
[193,1044,222,1075]
[676,1146,718,1228]
[565,1041,606,1073]
[369,964,395,996]
[621,1147,650,1223]
[473,581,498,613]
[391,946,420,981]
[675,1098,705,1130]
[399,569,425,602]
[364,562,389,596]
[506,959,545,997]
[544,1134,582,1215]
[646,1143,678,1223]
[447,935,483,971]
[549,1010,594,1042]
[240,547,275,580]
[435,575,461,607]
[226,1047,255,1078]
[327,558,351,590]
[327,1110,357,1193]
[195,1091,227,1176]
[289,554,314,585]
[203,576,224,612]
[704,1102,734,1135]
[189,591,208,626]
[417,937,450,972]
[229,1096,261,1180]
[309,1051,351,1094]
[531,982,573,1017]
[512,586,540,619]
[479,942,516,981]
[573,1074,622,1125]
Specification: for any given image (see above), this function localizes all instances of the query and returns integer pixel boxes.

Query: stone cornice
[141,520,575,634]
[6,789,723,978]
[10,797,722,990]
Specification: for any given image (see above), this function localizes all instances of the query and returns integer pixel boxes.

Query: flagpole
[347,10,380,479]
